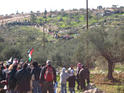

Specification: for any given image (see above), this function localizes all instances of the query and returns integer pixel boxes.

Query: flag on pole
[28,48,34,62]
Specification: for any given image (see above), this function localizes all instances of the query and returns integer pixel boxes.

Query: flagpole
[86,0,89,68]
[86,0,88,30]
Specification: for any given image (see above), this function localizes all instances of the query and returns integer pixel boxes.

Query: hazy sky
[0,0,124,15]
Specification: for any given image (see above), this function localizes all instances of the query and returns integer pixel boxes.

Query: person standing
[76,63,82,90]
[60,67,69,93]
[8,64,17,93]
[67,70,76,93]
[31,61,41,93]
[15,63,31,93]
[79,65,90,90]
[40,60,56,93]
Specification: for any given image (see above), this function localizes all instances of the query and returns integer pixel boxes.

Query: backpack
[44,66,54,82]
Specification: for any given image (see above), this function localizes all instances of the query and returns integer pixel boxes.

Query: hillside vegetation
[0,9,124,93]
[0,10,124,67]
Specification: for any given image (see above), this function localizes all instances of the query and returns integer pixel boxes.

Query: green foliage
[3,47,22,60]
[0,10,124,69]
[30,14,37,23]
[115,64,124,71]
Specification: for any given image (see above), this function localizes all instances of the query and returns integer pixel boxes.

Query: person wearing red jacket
[40,60,56,93]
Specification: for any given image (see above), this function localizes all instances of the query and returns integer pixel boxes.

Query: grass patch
[115,64,124,72]
[96,84,124,93]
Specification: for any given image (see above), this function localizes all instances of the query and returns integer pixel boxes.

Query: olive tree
[86,26,124,80]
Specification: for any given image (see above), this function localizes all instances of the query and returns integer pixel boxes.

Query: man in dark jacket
[79,65,90,90]
[8,64,17,93]
[15,63,31,93]
[40,60,56,93]
[67,69,76,93]
[31,61,41,93]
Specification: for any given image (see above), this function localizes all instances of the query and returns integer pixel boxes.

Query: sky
[0,0,124,15]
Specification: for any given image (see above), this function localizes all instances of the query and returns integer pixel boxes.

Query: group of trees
[0,9,124,80]
[0,23,124,80]
[79,25,124,80]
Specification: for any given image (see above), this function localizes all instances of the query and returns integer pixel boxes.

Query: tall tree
[30,13,37,24]
[86,26,124,80]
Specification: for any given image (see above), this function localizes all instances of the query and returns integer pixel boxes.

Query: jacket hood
[62,67,66,73]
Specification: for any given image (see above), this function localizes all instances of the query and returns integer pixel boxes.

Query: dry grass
[90,73,124,93]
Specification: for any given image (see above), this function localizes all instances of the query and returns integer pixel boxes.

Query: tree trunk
[107,61,114,80]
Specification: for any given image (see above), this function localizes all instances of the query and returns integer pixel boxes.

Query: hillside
[5,9,124,42]
[0,9,124,66]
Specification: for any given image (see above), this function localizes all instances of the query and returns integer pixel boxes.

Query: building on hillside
[103,8,114,16]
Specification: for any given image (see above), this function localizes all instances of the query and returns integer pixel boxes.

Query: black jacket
[15,68,31,92]
[67,75,76,88]
[8,68,17,89]
[31,67,41,81]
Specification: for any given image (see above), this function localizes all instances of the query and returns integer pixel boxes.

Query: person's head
[67,67,72,74]
[13,58,18,65]
[38,64,41,67]
[62,67,66,73]
[70,69,74,76]
[81,64,85,69]
[22,63,28,69]
[41,64,45,67]
[32,61,38,67]
[77,63,82,69]
[68,67,71,71]
[46,60,51,66]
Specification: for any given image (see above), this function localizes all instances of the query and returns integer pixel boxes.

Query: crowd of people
[0,58,90,93]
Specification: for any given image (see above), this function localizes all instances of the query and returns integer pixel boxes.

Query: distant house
[104,10,113,16]
[103,7,124,16]
[103,8,118,16]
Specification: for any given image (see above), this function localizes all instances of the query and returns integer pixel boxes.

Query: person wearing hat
[40,60,56,93]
